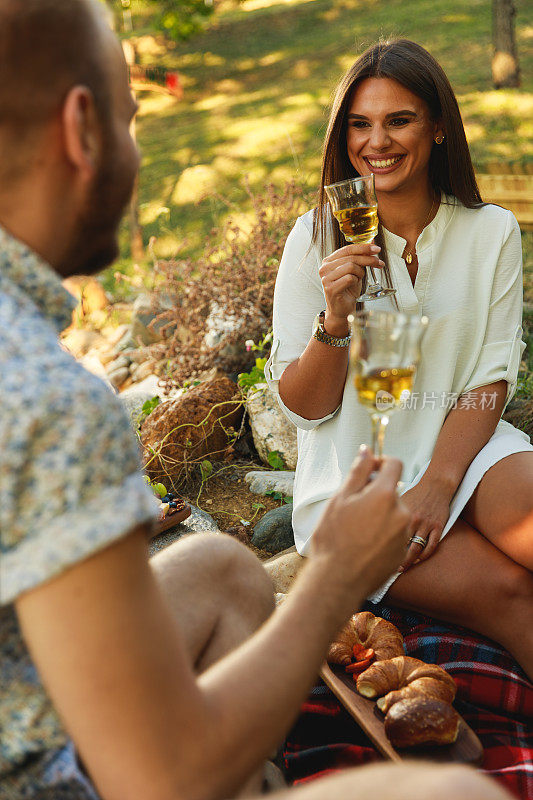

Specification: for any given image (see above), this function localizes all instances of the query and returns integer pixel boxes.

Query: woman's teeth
[367,156,403,168]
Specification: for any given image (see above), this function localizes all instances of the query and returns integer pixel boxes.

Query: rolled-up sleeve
[462,212,525,405]
[264,215,339,430]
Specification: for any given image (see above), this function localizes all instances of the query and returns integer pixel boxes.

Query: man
[0,2,512,799]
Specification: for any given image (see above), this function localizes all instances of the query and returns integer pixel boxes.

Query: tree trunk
[492,0,520,88]
[122,41,145,261]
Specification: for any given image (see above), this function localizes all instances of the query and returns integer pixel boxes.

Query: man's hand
[311,446,411,599]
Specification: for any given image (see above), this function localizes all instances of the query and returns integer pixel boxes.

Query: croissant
[384,696,460,748]
[356,656,456,702]
[377,677,456,713]
[327,612,404,666]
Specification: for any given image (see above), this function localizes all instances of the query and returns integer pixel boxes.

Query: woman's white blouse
[265,197,531,595]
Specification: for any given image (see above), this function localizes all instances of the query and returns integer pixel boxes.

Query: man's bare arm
[17,453,410,800]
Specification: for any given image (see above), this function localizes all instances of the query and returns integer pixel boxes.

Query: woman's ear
[62,86,101,181]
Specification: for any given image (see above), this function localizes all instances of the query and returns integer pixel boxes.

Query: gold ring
[409,535,427,548]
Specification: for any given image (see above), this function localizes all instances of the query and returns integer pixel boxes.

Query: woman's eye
[389,118,410,127]
[350,120,370,129]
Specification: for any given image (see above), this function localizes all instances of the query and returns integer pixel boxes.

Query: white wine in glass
[349,310,428,456]
[325,174,396,301]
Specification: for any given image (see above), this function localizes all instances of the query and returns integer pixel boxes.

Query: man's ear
[62,86,101,180]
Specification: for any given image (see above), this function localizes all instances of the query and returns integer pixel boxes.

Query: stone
[245,470,295,497]
[263,549,304,593]
[63,276,108,317]
[77,351,110,382]
[61,328,104,358]
[120,375,164,421]
[106,354,131,374]
[246,383,297,470]
[149,505,219,556]
[140,377,243,481]
[133,360,157,383]
[204,301,268,361]
[130,292,176,346]
[252,503,294,554]
[107,366,129,389]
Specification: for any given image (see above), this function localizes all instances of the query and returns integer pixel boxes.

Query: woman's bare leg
[462,451,533,569]
[386,519,533,679]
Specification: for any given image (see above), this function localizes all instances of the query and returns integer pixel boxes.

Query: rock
[63,276,108,316]
[106,354,131,374]
[263,549,304,593]
[61,328,104,358]
[119,374,182,421]
[120,375,164,421]
[204,301,268,360]
[130,292,176,346]
[140,377,243,481]
[252,503,294,554]
[107,366,129,389]
[133,360,157,383]
[245,470,295,497]
[149,505,219,556]
[77,351,110,382]
[246,383,297,470]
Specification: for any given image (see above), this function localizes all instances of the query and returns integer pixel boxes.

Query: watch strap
[312,311,351,348]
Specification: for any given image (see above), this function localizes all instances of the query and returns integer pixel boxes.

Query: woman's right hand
[318,243,384,331]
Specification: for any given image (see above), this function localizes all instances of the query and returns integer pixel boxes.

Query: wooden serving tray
[320,662,483,765]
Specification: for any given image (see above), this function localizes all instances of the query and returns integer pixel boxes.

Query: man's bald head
[0,0,113,183]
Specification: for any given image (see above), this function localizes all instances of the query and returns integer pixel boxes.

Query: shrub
[143,179,311,390]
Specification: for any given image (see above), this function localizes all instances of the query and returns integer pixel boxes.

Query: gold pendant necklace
[403,195,437,265]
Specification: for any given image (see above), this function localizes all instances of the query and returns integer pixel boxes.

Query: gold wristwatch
[312,311,351,348]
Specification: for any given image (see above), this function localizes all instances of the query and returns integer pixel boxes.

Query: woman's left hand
[398,478,455,572]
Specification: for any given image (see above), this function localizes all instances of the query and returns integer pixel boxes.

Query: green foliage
[149,0,213,41]
[516,370,533,399]
[200,459,213,481]
[265,489,292,504]
[267,450,285,470]
[141,396,161,417]
[238,357,267,391]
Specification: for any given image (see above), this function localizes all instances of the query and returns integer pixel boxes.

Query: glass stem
[365,265,380,293]
[371,413,389,457]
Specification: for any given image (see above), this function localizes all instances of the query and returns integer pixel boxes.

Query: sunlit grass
[107,0,532,284]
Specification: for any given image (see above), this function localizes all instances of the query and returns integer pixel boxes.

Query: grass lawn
[103,0,533,300]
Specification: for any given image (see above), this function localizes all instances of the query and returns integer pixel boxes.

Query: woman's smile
[346,76,441,193]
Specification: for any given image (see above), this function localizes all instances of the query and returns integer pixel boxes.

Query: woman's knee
[490,557,533,618]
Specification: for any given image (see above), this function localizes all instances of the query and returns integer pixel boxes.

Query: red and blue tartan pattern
[283,602,533,799]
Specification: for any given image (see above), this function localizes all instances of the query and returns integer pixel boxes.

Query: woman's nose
[368,124,391,150]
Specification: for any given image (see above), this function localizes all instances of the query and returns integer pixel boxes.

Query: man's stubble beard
[60,131,137,278]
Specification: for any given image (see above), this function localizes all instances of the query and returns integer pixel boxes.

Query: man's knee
[153,532,275,624]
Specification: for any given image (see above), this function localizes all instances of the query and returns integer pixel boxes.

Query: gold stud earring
[435,134,445,144]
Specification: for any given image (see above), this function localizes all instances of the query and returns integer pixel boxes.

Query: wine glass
[325,174,396,301]
[349,310,428,456]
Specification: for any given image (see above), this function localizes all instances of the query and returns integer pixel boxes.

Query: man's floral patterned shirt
[0,226,157,797]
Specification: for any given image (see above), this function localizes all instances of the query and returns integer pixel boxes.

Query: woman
[265,39,533,679]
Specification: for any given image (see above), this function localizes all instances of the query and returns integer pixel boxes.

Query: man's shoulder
[0,293,125,431]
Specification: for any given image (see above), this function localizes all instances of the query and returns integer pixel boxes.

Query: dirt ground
[179,459,290,561]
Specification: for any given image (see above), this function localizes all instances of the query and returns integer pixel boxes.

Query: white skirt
[368,430,533,603]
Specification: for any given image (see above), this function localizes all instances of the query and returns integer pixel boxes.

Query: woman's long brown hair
[312,38,483,294]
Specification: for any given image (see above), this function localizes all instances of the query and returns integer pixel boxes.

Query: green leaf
[141,396,160,417]
[200,459,213,480]
[267,450,285,470]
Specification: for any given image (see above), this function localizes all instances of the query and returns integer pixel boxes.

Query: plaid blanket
[283,602,533,799]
